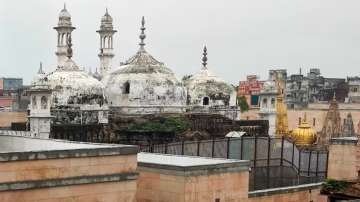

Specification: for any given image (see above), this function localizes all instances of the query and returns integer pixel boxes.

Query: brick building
[238,75,264,108]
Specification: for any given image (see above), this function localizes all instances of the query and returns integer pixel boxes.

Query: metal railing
[140,136,328,178]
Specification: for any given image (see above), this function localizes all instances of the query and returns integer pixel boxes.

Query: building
[238,75,264,108]
[0,133,138,202]
[103,17,187,114]
[347,76,360,103]
[31,6,108,127]
[184,46,238,119]
[258,80,278,136]
[285,68,348,109]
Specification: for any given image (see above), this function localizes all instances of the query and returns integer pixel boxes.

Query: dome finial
[66,36,73,59]
[38,62,45,74]
[105,7,108,15]
[202,46,208,69]
[303,112,307,123]
[63,3,66,10]
[139,16,146,50]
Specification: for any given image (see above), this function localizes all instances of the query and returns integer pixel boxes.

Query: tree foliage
[237,96,249,112]
[127,117,190,134]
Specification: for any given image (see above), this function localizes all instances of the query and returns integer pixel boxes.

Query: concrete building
[238,75,264,108]
[347,76,360,103]
[258,81,277,136]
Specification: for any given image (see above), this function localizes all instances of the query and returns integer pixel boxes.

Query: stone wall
[327,138,359,181]
[0,112,27,128]
[0,137,139,202]
[247,184,327,202]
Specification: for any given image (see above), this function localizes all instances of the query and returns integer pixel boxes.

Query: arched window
[123,82,130,94]
[32,96,37,109]
[41,96,47,109]
[203,97,209,106]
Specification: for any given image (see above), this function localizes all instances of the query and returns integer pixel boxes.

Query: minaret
[97,8,117,77]
[54,4,75,68]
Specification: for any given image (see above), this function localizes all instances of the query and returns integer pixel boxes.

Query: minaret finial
[202,46,208,69]
[66,36,73,59]
[105,7,108,15]
[139,16,146,50]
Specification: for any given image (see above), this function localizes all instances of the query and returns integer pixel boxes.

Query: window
[271,98,275,108]
[123,82,130,94]
[203,97,209,106]
[41,96,47,109]
[354,88,358,92]
[32,96,37,109]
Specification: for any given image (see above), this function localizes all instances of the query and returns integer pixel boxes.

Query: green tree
[237,96,249,112]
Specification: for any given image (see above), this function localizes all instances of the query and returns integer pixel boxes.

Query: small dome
[99,9,114,30]
[185,46,235,107]
[291,113,317,146]
[59,6,71,19]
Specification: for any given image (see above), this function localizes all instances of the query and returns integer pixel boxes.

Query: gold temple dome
[291,113,317,146]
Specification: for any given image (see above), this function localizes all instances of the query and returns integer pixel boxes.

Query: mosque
[29,5,239,137]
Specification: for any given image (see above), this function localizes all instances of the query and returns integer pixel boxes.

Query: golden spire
[275,82,289,137]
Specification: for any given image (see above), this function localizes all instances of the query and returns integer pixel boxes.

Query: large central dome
[103,17,186,114]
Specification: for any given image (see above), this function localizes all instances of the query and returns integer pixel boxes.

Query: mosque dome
[185,46,235,107]
[33,37,105,106]
[103,17,186,110]
[291,113,317,146]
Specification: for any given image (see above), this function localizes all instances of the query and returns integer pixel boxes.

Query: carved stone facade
[318,96,342,146]
[341,113,356,137]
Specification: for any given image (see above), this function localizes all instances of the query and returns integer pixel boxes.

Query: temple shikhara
[2,3,360,202]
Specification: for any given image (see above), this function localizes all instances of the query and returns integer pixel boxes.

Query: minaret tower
[97,8,117,77]
[54,4,75,68]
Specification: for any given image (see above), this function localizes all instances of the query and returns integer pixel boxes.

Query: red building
[238,75,264,108]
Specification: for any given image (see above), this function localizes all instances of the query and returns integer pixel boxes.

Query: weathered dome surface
[103,17,186,110]
[103,48,186,107]
[186,67,234,104]
[291,114,317,146]
[33,59,105,106]
[185,46,235,107]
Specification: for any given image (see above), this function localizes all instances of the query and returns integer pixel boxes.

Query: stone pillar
[327,137,358,181]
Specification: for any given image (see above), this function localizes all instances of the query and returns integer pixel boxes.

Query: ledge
[248,182,323,198]
[138,153,250,176]
[0,172,138,192]
[330,137,358,145]
[0,134,138,162]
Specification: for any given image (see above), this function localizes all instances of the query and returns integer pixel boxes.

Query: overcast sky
[1,0,360,85]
